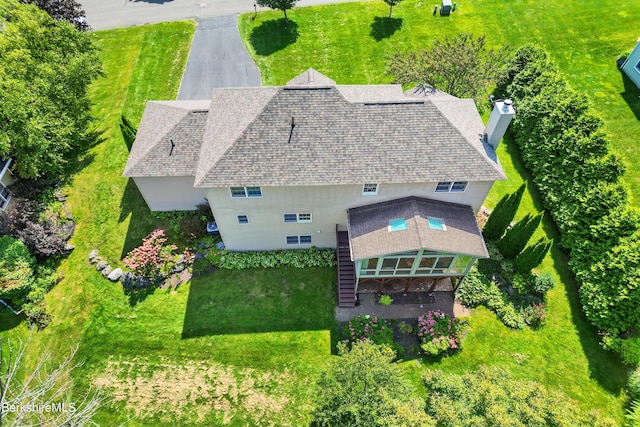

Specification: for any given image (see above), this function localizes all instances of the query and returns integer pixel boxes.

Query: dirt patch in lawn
[94,356,291,425]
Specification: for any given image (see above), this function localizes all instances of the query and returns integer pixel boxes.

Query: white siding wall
[622,41,640,89]
[133,176,207,211]
[0,169,14,187]
[206,181,493,251]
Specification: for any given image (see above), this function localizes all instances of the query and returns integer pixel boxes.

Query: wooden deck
[336,230,356,307]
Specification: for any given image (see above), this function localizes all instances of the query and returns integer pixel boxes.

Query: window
[388,218,407,232]
[427,217,446,231]
[286,235,312,245]
[435,181,467,193]
[0,183,10,211]
[230,186,262,198]
[362,183,378,195]
[636,60,640,73]
[237,215,249,224]
[283,213,312,223]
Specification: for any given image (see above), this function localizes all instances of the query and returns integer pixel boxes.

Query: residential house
[622,37,640,88]
[123,69,514,306]
[0,158,14,212]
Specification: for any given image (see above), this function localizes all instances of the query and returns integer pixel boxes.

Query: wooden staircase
[336,230,356,307]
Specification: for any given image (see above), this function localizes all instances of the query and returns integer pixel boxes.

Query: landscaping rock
[194,251,205,261]
[102,265,113,277]
[173,263,186,273]
[121,272,135,289]
[89,249,99,261]
[215,242,225,250]
[96,260,108,271]
[108,268,123,282]
[62,221,76,240]
[63,206,74,220]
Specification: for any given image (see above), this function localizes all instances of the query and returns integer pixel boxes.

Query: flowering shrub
[343,314,394,347]
[211,247,336,270]
[123,229,188,280]
[417,310,464,356]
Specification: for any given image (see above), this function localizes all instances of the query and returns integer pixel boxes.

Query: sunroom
[346,197,488,294]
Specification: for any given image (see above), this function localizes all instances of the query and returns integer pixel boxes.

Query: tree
[423,366,615,426]
[312,341,434,427]
[18,0,89,30]
[383,0,403,17]
[482,183,526,240]
[256,0,299,21]
[0,0,102,179]
[514,237,552,274]
[386,34,510,103]
[497,212,543,259]
[0,338,105,426]
[0,235,35,300]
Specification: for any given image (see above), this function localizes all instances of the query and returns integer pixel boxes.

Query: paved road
[81,0,358,31]
[177,15,261,99]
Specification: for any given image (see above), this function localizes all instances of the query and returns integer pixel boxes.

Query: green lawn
[1,1,635,424]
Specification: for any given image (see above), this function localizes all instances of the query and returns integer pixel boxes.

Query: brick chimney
[484,99,515,149]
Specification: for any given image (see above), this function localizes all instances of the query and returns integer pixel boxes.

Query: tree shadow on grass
[249,19,299,56]
[618,68,640,121]
[369,17,403,42]
[501,132,626,395]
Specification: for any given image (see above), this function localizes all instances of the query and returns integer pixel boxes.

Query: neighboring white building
[622,38,640,88]
[123,69,515,306]
[0,158,14,212]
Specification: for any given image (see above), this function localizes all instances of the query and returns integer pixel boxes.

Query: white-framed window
[0,183,11,211]
[362,183,378,195]
[435,181,467,193]
[237,214,249,224]
[230,186,262,198]
[283,213,312,223]
[636,60,640,73]
[286,235,312,245]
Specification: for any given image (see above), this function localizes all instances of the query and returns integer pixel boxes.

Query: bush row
[207,247,337,270]
[495,46,640,355]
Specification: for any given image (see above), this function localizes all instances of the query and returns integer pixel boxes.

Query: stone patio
[335,291,470,322]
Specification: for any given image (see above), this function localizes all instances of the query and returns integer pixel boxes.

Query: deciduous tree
[256,0,299,21]
[382,0,403,17]
[0,0,102,179]
[18,0,89,30]
[386,34,509,103]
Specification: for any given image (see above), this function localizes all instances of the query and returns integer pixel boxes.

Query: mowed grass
[239,0,640,205]
[0,21,334,427]
[239,1,630,422]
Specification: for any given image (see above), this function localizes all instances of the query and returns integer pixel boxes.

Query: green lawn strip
[239,0,640,203]
[239,1,631,421]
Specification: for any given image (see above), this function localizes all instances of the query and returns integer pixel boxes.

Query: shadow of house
[369,17,402,42]
[619,69,640,121]
[249,19,299,56]
[181,267,336,339]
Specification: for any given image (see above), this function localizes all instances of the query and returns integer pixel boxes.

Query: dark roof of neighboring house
[124,69,506,186]
[123,100,210,177]
[347,196,489,260]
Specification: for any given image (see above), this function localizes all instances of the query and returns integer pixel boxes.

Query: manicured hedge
[495,46,640,357]
[210,247,336,270]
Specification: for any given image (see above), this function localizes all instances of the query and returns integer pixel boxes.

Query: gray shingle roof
[195,83,505,187]
[347,196,489,260]
[123,101,210,177]
[125,69,506,186]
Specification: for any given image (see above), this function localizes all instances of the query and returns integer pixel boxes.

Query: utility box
[440,0,452,15]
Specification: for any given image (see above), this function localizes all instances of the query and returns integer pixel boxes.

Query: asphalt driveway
[177,15,261,100]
